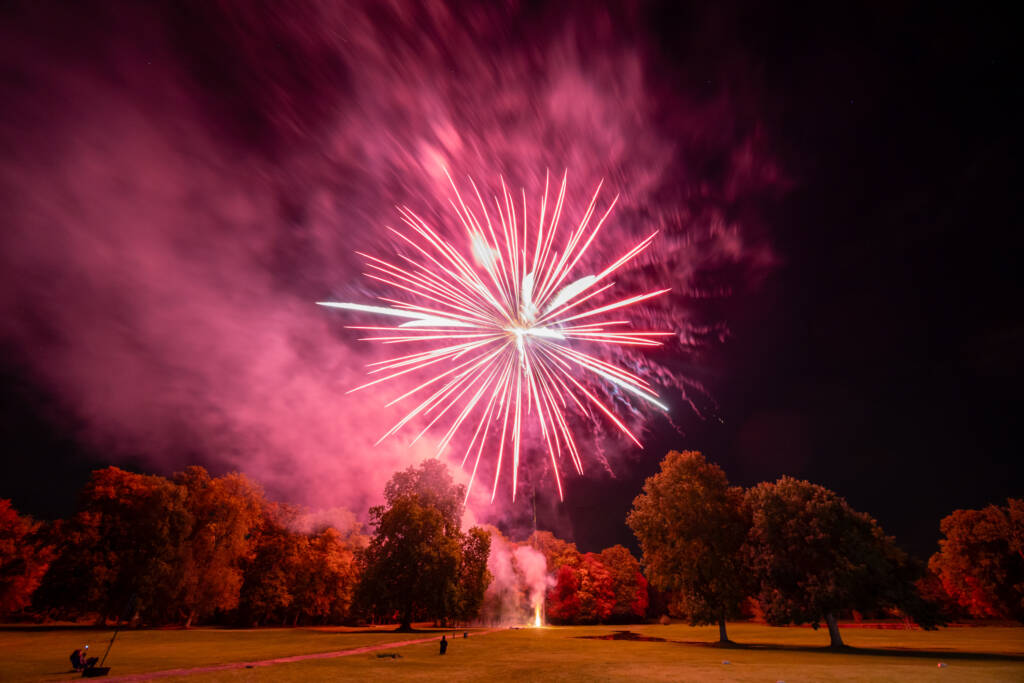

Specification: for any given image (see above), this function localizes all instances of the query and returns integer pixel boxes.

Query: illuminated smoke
[482,531,552,626]
[320,171,672,502]
[0,2,782,515]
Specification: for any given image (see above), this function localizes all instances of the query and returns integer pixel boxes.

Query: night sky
[1,2,1019,560]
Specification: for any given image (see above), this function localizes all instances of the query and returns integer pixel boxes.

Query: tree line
[627,450,1024,647]
[1,452,1021,636]
[3,466,367,627]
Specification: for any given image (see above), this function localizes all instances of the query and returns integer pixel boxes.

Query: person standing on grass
[439,635,448,655]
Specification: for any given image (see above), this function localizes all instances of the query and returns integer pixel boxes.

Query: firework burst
[319,171,671,501]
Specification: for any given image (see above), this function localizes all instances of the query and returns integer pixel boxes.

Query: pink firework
[319,171,671,502]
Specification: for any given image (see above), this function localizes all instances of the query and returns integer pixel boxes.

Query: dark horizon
[1,1,1019,562]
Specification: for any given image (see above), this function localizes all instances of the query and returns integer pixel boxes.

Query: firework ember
[319,171,671,501]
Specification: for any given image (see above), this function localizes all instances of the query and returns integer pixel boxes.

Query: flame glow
[319,171,670,501]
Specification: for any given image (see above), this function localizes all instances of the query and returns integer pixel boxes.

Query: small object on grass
[82,667,111,678]
[376,653,401,659]
[938,662,947,668]
[721,660,731,665]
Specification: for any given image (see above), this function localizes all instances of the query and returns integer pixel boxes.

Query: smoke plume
[0,1,781,516]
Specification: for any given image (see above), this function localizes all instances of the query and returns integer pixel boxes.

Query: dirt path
[103,630,498,681]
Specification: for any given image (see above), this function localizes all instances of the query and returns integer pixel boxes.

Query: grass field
[3,622,1022,682]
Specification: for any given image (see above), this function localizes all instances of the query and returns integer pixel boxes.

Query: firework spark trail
[319,171,671,502]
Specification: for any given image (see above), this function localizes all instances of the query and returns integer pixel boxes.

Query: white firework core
[318,170,671,502]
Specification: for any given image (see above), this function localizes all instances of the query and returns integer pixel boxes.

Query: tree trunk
[184,609,196,629]
[718,616,731,644]
[824,611,845,649]
[399,602,413,631]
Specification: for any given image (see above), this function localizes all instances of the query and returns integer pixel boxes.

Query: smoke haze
[0,1,781,519]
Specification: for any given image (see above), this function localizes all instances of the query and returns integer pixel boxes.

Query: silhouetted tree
[929,498,1024,622]
[454,526,492,623]
[35,467,191,624]
[627,451,750,643]
[359,460,491,630]
[238,502,306,626]
[745,477,938,648]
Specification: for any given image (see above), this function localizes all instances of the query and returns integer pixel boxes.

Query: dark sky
[556,3,1022,559]
[1,1,1020,560]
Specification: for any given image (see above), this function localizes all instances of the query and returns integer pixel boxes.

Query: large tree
[455,526,492,623]
[290,526,362,625]
[0,499,54,616]
[237,502,307,626]
[929,498,1024,622]
[35,467,191,624]
[359,459,491,630]
[174,467,264,627]
[627,451,750,643]
[745,477,937,648]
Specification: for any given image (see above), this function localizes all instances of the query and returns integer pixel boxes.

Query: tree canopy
[627,451,750,642]
[32,467,365,627]
[174,467,265,627]
[11,450,998,631]
[359,459,491,630]
[929,498,1024,622]
[598,545,649,622]
[0,499,54,616]
[35,467,192,623]
[527,530,581,571]
[745,477,938,648]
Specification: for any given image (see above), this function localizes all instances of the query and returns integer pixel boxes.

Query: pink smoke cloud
[0,1,783,517]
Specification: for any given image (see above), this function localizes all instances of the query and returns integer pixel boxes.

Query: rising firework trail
[319,171,671,502]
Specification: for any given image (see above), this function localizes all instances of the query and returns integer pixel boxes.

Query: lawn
[0,625,424,681]
[3,622,1022,682]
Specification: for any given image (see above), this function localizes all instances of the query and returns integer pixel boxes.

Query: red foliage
[547,564,581,623]
[929,499,1024,622]
[576,553,616,623]
[630,571,650,618]
[545,553,617,624]
[0,499,54,616]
